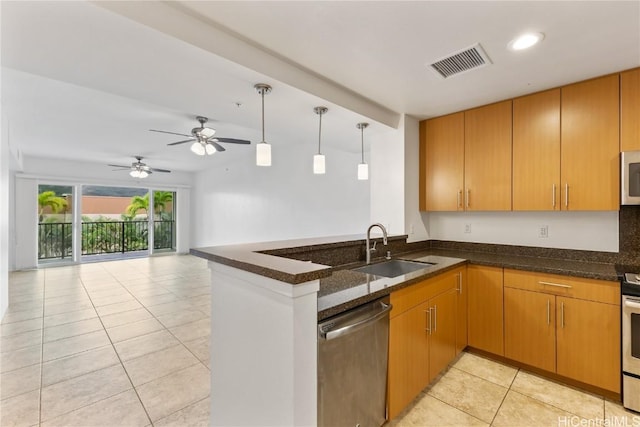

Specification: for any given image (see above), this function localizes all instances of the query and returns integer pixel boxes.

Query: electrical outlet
[464,224,471,234]
[539,225,549,238]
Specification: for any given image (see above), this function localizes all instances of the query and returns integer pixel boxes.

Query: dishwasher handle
[320,301,392,341]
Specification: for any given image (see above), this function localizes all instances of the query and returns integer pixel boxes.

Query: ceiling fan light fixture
[130,168,148,179]
[255,83,273,167]
[205,143,217,155]
[191,141,206,156]
[356,122,369,181]
[313,106,328,175]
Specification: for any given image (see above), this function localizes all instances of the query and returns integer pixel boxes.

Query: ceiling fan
[108,156,171,179]
[150,116,251,156]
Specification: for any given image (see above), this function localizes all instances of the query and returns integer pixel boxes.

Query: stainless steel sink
[351,259,435,278]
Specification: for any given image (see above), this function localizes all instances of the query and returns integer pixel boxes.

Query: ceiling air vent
[428,43,492,79]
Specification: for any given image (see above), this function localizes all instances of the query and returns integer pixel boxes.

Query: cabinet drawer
[391,269,461,318]
[503,269,619,305]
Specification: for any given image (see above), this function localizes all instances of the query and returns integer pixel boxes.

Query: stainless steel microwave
[622,151,640,205]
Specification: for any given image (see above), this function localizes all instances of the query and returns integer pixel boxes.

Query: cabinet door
[455,268,468,356]
[621,68,640,152]
[556,297,621,393]
[422,113,465,211]
[387,302,430,419]
[561,74,620,210]
[429,288,457,381]
[467,265,504,355]
[504,288,556,372]
[464,100,512,211]
[513,89,561,210]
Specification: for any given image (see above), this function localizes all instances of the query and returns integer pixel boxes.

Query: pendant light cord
[261,91,265,143]
[318,112,323,154]
[360,127,365,163]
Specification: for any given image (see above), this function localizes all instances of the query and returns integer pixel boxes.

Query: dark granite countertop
[317,249,619,321]
[192,235,621,322]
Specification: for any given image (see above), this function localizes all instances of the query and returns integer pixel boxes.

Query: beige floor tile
[146,300,197,317]
[389,393,488,426]
[41,389,150,427]
[129,287,172,299]
[183,336,210,364]
[1,308,44,324]
[452,352,518,387]
[0,317,42,337]
[427,367,508,423]
[100,308,153,329]
[44,300,93,316]
[604,400,639,424]
[114,329,180,361]
[511,370,604,420]
[135,293,180,307]
[91,293,137,308]
[0,389,40,427]
[44,293,91,307]
[96,299,143,317]
[43,317,103,342]
[43,307,97,328]
[154,396,210,427]
[0,344,41,373]
[136,363,210,422]
[0,363,41,400]
[42,329,110,361]
[492,390,574,427]
[156,309,207,328]
[0,329,42,352]
[123,344,200,386]
[42,344,120,386]
[107,317,164,343]
[169,318,210,343]
[40,364,132,422]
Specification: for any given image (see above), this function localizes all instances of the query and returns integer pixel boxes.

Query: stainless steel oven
[622,273,640,412]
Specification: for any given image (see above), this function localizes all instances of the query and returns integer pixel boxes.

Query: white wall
[11,155,193,270]
[0,118,8,319]
[191,143,370,247]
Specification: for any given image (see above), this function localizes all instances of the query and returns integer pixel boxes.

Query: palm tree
[126,194,149,218]
[152,191,173,219]
[38,191,68,222]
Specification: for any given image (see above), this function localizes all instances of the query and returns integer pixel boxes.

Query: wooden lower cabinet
[556,297,620,393]
[503,268,621,394]
[467,265,504,355]
[387,268,463,419]
[504,287,556,372]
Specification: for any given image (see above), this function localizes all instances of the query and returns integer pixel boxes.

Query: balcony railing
[38,220,175,260]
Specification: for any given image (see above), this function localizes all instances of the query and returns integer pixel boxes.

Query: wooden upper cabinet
[621,68,640,152]
[422,113,465,211]
[464,100,512,211]
[513,89,561,210]
[561,74,620,210]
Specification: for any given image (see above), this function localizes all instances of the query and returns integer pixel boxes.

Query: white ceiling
[2,1,639,173]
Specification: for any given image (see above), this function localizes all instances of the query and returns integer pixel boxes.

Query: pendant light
[255,83,272,166]
[357,122,369,180]
[313,106,328,174]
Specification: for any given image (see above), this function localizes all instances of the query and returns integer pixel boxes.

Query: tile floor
[1,255,638,426]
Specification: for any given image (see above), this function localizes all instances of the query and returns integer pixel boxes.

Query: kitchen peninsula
[192,234,621,426]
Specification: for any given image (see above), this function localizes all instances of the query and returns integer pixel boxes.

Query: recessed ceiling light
[508,32,545,51]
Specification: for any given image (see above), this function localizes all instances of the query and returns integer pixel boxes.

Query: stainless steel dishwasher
[318,296,392,427]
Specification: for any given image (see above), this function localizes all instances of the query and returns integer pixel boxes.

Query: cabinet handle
[456,272,463,294]
[538,281,572,289]
[565,183,569,208]
[547,299,550,325]
[433,305,437,332]
[465,189,470,209]
[561,302,565,328]
[457,190,462,208]
[425,309,431,334]
[552,184,556,208]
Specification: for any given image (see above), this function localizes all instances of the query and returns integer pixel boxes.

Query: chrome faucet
[366,223,388,264]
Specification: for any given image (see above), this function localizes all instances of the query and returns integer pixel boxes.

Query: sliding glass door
[37,184,73,261]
